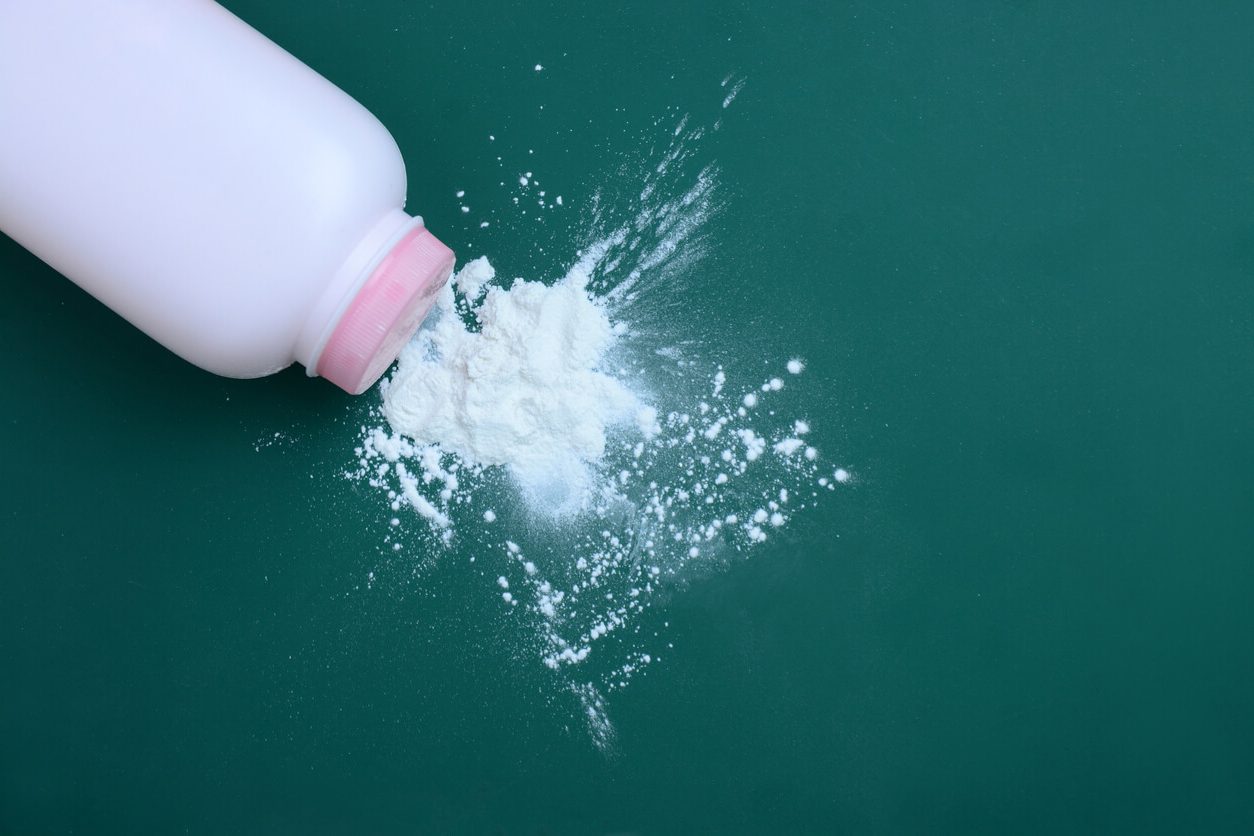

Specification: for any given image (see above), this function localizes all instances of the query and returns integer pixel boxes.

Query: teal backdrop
[2,1,1252,832]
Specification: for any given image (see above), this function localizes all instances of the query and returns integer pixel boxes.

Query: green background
[3,0,1252,832]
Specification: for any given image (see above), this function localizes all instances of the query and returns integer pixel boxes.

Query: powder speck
[450,256,494,301]
[773,438,804,456]
[721,77,746,108]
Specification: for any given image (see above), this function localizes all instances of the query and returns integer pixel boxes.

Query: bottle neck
[294,207,418,373]
[298,208,455,394]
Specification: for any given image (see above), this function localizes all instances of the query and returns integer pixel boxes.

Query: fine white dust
[345,81,852,749]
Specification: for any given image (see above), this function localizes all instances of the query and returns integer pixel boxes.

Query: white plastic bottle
[0,0,454,394]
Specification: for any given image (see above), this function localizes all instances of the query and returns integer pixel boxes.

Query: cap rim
[316,226,454,395]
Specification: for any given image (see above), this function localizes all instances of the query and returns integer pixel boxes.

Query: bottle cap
[316,224,454,394]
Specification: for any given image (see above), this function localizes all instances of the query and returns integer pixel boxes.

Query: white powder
[345,98,854,750]
[450,255,494,301]
[773,438,805,456]
[381,256,637,513]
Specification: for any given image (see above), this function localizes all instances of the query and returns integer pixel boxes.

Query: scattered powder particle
[636,406,661,438]
[834,468,851,483]
[395,463,450,528]
[773,438,804,456]
[787,359,804,374]
[534,64,544,72]
[456,190,466,198]
[742,393,757,408]
[483,510,497,523]
[737,429,766,461]
[449,256,494,301]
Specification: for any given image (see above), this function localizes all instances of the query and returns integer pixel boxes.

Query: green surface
[3,1,1253,832]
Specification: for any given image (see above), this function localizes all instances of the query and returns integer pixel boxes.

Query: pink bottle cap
[316,225,454,395]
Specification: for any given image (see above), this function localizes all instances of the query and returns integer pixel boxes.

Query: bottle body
[0,0,453,392]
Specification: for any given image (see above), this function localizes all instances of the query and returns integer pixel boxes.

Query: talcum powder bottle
[0,0,454,394]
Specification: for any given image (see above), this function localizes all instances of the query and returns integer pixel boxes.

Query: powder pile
[347,96,852,747]
[379,252,646,513]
